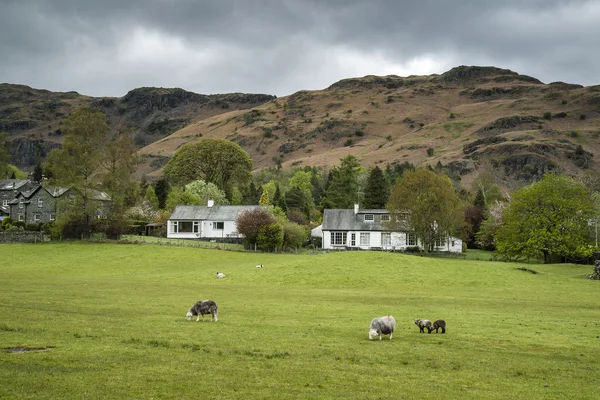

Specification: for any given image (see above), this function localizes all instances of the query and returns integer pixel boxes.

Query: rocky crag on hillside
[0,83,275,170]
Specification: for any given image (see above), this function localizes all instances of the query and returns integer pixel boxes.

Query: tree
[163,138,252,198]
[283,221,308,249]
[257,223,284,251]
[32,161,44,183]
[259,189,270,206]
[363,166,390,208]
[45,107,109,232]
[272,183,287,212]
[165,187,203,210]
[322,155,362,208]
[154,178,171,209]
[387,169,464,252]
[236,209,276,247]
[0,132,10,179]
[185,180,229,205]
[495,173,594,263]
[144,186,159,209]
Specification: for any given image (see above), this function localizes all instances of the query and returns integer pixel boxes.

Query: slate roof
[169,205,267,221]
[0,180,29,191]
[322,208,408,232]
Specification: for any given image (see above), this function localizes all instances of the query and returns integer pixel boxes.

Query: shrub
[344,139,354,147]
[427,148,434,156]
[257,223,284,251]
[236,209,276,246]
[580,114,586,120]
[543,112,552,120]
[449,113,455,119]
[283,222,308,249]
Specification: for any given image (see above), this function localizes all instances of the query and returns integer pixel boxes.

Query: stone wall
[0,231,49,243]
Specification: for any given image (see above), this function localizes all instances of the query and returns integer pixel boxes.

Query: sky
[1,0,599,98]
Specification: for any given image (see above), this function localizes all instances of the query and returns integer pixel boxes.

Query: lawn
[1,243,598,399]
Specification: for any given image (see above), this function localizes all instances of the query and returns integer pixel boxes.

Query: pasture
[1,243,598,399]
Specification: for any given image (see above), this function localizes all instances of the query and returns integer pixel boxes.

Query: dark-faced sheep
[369,315,396,340]
[414,319,432,333]
[186,300,218,322]
[216,272,226,279]
[255,264,264,268]
[432,319,446,333]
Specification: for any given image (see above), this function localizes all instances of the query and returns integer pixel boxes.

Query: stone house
[8,184,111,225]
[0,179,37,212]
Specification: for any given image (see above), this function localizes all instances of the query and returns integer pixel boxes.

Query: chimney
[207,199,214,208]
[354,203,359,214]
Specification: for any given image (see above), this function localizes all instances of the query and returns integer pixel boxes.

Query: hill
[2,65,600,188]
[0,83,275,169]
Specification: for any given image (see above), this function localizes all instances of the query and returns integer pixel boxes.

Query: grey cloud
[1,0,598,97]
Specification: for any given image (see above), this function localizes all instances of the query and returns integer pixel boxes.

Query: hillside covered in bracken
[2,66,600,189]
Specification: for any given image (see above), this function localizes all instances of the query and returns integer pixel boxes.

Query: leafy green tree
[272,183,287,212]
[154,178,171,209]
[45,107,109,234]
[163,138,252,198]
[259,189,270,206]
[165,187,203,211]
[185,180,229,205]
[387,169,464,252]
[144,186,159,209]
[363,166,389,208]
[32,161,43,182]
[322,155,362,208]
[495,173,594,263]
[0,132,10,179]
[283,221,308,249]
[257,223,284,251]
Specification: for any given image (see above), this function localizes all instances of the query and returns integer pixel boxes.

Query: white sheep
[255,264,264,268]
[216,272,226,279]
[414,319,433,333]
[369,315,396,340]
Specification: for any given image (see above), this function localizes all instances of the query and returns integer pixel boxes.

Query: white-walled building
[321,205,462,253]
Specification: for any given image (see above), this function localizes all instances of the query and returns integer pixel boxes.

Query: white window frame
[330,231,347,246]
[214,221,224,230]
[2,199,7,206]
[350,233,356,247]
[193,221,200,233]
[360,232,370,246]
[381,232,391,246]
[50,214,56,221]
[171,221,179,233]
[363,214,374,222]
[19,198,24,209]
[34,214,40,222]
[435,236,445,248]
[18,214,24,221]
[38,198,43,208]
[406,232,416,246]
[381,214,390,222]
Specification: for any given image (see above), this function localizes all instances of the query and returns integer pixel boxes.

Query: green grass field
[1,243,598,399]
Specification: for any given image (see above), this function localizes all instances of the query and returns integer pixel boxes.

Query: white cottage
[322,205,462,253]
[167,200,267,240]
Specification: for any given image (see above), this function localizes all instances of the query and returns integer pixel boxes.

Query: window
[19,198,23,209]
[364,214,374,222]
[18,214,24,221]
[38,198,43,208]
[381,232,391,246]
[34,214,40,222]
[171,221,179,233]
[350,233,356,246]
[50,214,55,221]
[214,221,224,230]
[435,236,445,247]
[381,214,390,222]
[406,232,416,246]
[360,232,370,246]
[179,221,193,232]
[2,199,7,206]
[193,221,200,233]
[330,232,347,246]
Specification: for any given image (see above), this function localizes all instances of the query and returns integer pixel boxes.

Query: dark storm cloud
[1,0,598,97]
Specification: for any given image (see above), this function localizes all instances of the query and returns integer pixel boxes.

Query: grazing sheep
[432,319,446,333]
[369,315,396,340]
[186,300,218,322]
[414,319,433,333]
[255,264,264,268]
[216,272,226,279]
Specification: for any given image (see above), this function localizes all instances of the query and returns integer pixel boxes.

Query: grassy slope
[1,243,598,399]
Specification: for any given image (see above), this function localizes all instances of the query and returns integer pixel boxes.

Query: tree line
[2,106,600,262]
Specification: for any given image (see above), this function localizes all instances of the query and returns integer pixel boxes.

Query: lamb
[216,272,226,279]
[432,319,446,333]
[255,264,264,268]
[414,319,433,333]
[369,315,396,340]
[186,300,219,322]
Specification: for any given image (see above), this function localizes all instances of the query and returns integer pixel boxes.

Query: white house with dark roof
[322,204,462,252]
[167,200,267,240]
